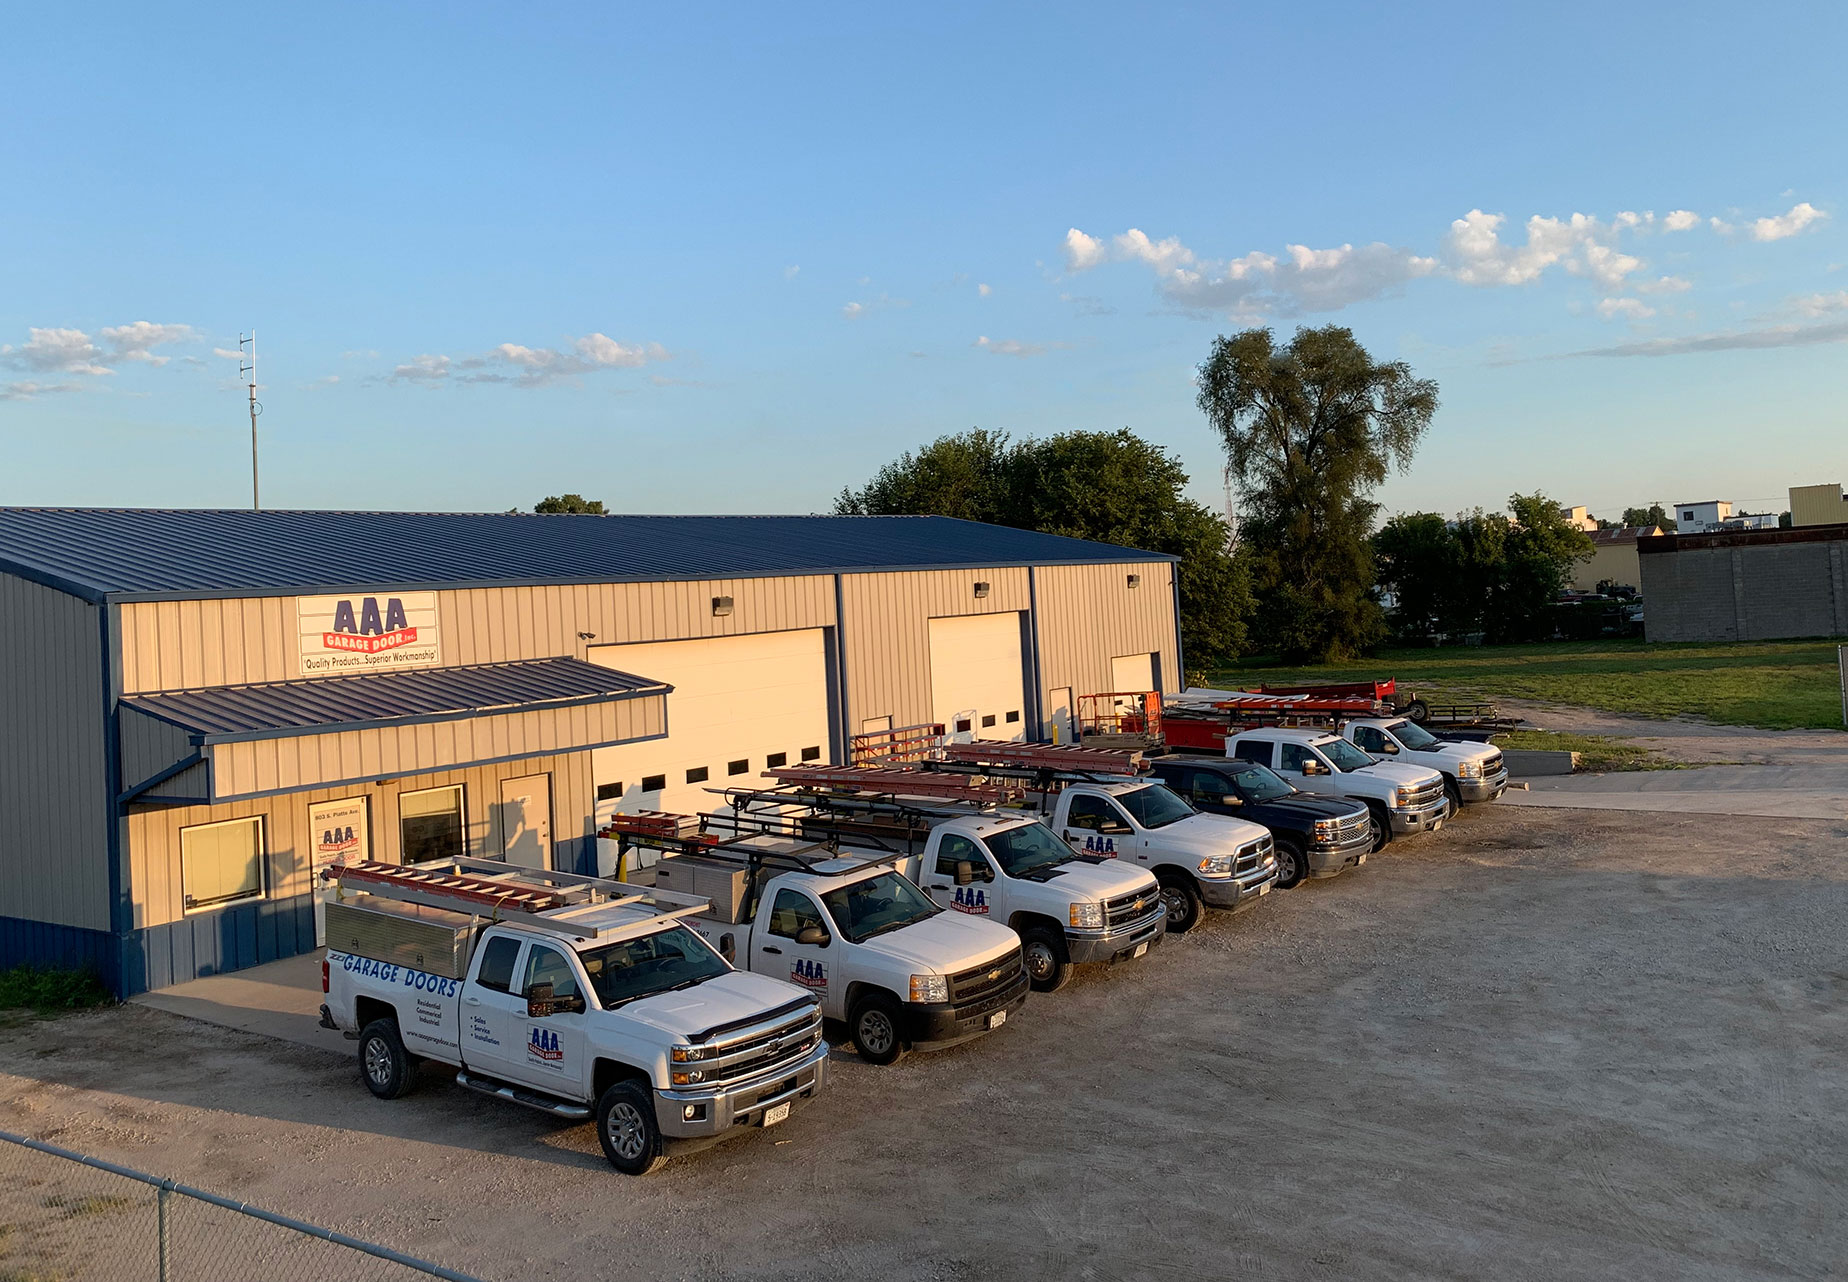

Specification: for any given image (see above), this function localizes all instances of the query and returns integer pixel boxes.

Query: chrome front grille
[1104,887,1161,930]
[1335,810,1371,839]
[1482,749,1504,774]
[701,1003,824,1086]
[1401,779,1444,808]
[1234,835,1273,874]
[949,948,1024,1006]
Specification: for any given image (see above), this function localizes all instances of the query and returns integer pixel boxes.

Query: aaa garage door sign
[298,591,441,675]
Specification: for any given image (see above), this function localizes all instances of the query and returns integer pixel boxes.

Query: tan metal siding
[0,574,110,931]
[838,567,1029,730]
[126,751,598,930]
[117,577,835,693]
[1034,561,1180,704]
[203,693,663,801]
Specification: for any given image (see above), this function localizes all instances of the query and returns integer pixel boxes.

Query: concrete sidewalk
[131,951,351,1055]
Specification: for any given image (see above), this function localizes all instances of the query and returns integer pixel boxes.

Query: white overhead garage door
[928,613,1027,743]
[590,630,831,820]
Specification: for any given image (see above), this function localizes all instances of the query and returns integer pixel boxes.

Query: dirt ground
[4,804,1846,1281]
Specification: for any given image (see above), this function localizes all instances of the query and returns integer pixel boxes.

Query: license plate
[762,1102,791,1127]
[1357,853,1367,864]
[988,1009,1007,1029]
[1431,817,1445,832]
[1132,942,1148,958]
[1257,881,1270,894]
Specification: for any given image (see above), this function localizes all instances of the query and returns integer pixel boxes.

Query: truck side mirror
[796,925,831,947]
[954,860,974,886]
[1380,741,1399,754]
[1101,820,1131,835]
[525,981,555,1018]
[718,933,736,963]
[1221,794,1241,806]
[1302,760,1324,776]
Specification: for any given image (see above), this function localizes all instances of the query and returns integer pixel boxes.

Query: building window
[686,766,709,784]
[766,752,788,769]
[1006,710,1020,723]
[728,759,749,776]
[800,746,821,762]
[641,773,666,793]
[956,718,972,733]
[180,816,265,911]
[595,781,623,802]
[400,785,465,864]
[981,714,996,728]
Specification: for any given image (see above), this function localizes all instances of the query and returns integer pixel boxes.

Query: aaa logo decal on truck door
[1080,836,1119,857]
[951,887,990,914]
[528,1027,564,1063]
[792,959,828,988]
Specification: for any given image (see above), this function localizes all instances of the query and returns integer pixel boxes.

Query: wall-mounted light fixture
[712,596,734,617]
[973,581,991,598]
[576,631,597,641]
[1126,574,1142,589]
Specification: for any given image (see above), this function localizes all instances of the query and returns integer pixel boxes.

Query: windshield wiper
[859,913,933,941]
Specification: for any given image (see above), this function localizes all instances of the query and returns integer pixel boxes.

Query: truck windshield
[1227,763,1295,802]
[820,872,940,944]
[578,925,731,1009]
[1114,784,1193,829]
[1386,719,1442,751]
[981,821,1074,876]
[1321,739,1377,772]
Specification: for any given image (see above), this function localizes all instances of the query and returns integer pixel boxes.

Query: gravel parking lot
[4,804,1845,1280]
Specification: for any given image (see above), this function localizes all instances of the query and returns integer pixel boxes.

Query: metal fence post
[1839,645,1846,728]
[158,1182,172,1282]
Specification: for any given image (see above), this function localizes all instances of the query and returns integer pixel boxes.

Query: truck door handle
[762,946,783,955]
[464,996,482,1006]
[928,883,950,890]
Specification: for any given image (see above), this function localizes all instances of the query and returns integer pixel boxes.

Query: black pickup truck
[1144,756,1374,889]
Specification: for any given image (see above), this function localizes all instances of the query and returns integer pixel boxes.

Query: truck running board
[455,1071,593,1121]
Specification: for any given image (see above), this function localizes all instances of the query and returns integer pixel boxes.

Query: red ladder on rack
[321,860,570,914]
[764,764,1021,804]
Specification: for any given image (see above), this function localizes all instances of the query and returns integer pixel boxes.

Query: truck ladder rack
[941,739,1145,776]
[321,860,572,914]
[764,763,1022,804]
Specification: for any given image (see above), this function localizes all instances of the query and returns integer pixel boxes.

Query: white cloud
[784,265,800,280]
[977,283,991,297]
[1664,210,1700,231]
[390,334,668,388]
[1636,275,1693,294]
[3,321,196,377]
[1444,210,1646,290]
[1596,297,1655,320]
[1710,217,1734,234]
[1750,201,1826,241]
[1063,228,1107,272]
[0,379,78,400]
[100,322,196,366]
[974,336,1065,357]
[213,346,244,361]
[841,301,866,319]
[1561,318,1848,359]
[840,293,908,320]
[1792,290,1848,317]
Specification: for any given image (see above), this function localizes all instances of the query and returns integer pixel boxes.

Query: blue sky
[3,2,1844,524]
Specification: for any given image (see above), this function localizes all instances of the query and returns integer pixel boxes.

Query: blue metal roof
[0,509,1176,602]
[119,657,668,742]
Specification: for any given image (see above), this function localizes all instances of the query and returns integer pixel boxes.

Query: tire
[1406,698,1430,724]
[596,1081,665,1175]
[358,1018,417,1100]
[1272,838,1307,890]
[1155,872,1204,934]
[849,993,905,1066]
[1442,776,1463,818]
[1366,802,1394,854]
[1021,926,1071,993]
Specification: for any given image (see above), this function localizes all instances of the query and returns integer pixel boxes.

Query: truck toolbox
[324,895,478,978]
[655,855,751,922]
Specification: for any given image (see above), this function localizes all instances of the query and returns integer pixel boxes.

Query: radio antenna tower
[238,330,263,510]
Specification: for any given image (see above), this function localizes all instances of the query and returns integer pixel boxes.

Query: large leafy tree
[1197,325,1437,661]
[1620,502,1675,531]
[836,428,1251,670]
[533,493,607,514]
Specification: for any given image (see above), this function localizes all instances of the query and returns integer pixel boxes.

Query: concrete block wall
[1642,539,1848,642]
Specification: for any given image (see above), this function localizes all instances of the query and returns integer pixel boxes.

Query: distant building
[1639,525,1848,642]
[1790,483,1848,528]
[1560,505,1600,533]
[1569,525,1662,592]
[1674,500,1731,530]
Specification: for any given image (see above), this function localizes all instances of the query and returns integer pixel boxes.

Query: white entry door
[928,613,1027,743]
[499,774,553,869]
[308,796,370,945]
[1044,687,1074,745]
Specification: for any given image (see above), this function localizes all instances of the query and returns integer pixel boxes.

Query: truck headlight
[1196,854,1232,878]
[1312,819,1337,839]
[1458,760,1482,779]
[909,974,949,1004]
[671,1045,712,1063]
[1068,901,1105,929]
[1396,787,1415,804]
[670,1068,707,1086]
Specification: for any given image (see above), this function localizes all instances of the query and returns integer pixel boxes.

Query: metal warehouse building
[0,509,1181,995]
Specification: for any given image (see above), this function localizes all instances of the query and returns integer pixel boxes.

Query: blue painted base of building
[3,896,318,998]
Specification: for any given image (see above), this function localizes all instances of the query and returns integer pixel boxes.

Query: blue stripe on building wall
[0,916,113,977]
[115,893,317,996]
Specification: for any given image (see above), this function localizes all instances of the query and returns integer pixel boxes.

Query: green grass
[1494,729,1694,772]
[1205,638,1847,731]
[0,966,113,1018]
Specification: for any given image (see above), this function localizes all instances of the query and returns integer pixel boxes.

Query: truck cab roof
[1230,728,1341,746]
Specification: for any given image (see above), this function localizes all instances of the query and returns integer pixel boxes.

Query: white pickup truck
[1226,728,1447,850]
[1339,718,1508,810]
[654,838,1029,1067]
[317,859,829,1176]
[718,795,1168,993]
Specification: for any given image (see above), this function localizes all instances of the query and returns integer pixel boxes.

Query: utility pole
[238,330,262,510]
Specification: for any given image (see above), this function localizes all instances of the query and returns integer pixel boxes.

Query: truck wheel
[1442,777,1463,817]
[849,993,905,1066]
[1406,698,1430,723]
[1155,873,1203,934]
[1272,838,1306,890]
[358,1019,416,1100]
[596,1081,665,1175]
[1366,802,1393,853]
[1021,927,1071,993]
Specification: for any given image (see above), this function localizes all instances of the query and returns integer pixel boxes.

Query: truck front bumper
[1306,832,1372,877]
[1065,906,1167,964]
[1200,858,1281,913]
[902,972,1031,1050]
[1389,798,1448,833]
[655,1038,831,1139]
[1456,769,1508,803]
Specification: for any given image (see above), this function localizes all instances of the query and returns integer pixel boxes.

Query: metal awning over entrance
[118,658,670,805]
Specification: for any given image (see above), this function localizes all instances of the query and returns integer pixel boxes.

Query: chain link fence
[0,1130,484,1282]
